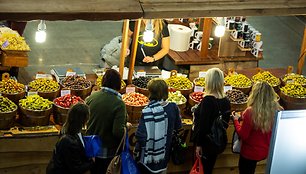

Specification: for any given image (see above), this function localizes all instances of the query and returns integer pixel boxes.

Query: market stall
[0,0,306,174]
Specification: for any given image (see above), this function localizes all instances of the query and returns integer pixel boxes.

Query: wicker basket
[19,106,53,126]
[0,107,17,130]
[280,91,306,110]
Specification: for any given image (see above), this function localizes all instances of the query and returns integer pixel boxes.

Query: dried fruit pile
[54,94,83,108]
[61,75,91,90]
[226,89,248,104]
[122,92,149,106]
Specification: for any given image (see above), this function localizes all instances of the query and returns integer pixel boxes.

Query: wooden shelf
[230,35,243,41]
[238,45,252,51]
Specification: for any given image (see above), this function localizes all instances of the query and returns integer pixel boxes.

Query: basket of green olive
[0,79,26,104]
[165,70,193,97]
[281,73,306,87]
[0,96,17,130]
[28,78,60,101]
[225,74,252,94]
[19,95,53,126]
[252,71,281,92]
[280,83,306,110]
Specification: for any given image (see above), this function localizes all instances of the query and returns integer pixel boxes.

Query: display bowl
[232,85,252,95]
[70,84,92,100]
[1,91,26,104]
[36,88,60,101]
[122,92,149,123]
[230,101,248,112]
[0,107,17,130]
[135,86,149,96]
[193,77,205,88]
[19,105,53,127]
[279,91,306,110]
[125,104,146,124]
[188,92,205,107]
[281,73,306,88]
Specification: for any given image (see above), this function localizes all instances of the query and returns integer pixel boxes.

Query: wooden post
[297,26,306,75]
[200,18,212,58]
[119,19,129,79]
[127,19,141,84]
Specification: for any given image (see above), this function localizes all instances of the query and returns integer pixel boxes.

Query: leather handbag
[106,128,126,174]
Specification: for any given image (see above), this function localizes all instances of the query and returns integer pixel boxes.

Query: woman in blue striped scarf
[135,78,182,174]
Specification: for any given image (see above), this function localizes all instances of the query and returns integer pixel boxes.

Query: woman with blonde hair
[126,19,170,69]
[232,81,283,174]
[193,67,231,174]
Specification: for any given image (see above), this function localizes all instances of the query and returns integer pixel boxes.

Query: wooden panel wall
[141,0,306,18]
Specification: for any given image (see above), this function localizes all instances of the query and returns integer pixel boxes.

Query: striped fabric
[142,100,168,164]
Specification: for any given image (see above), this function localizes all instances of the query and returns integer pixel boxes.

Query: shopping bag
[171,129,187,165]
[189,157,204,174]
[232,130,241,154]
[83,135,102,158]
[121,132,140,174]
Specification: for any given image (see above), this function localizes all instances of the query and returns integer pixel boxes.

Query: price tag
[126,87,135,93]
[224,86,232,92]
[25,85,28,92]
[36,74,53,80]
[161,70,171,79]
[199,71,207,78]
[66,71,76,76]
[286,80,294,84]
[61,90,71,96]
[0,93,2,96]
[194,86,204,92]
[137,71,146,77]
[2,40,9,48]
[27,91,38,96]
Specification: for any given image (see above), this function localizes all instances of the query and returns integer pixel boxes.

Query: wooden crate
[0,50,28,67]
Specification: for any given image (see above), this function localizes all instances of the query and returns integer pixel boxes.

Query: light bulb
[215,25,225,37]
[35,20,47,43]
[35,30,46,43]
[143,30,154,42]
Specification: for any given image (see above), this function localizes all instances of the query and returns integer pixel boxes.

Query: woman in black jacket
[193,68,231,174]
[46,103,94,174]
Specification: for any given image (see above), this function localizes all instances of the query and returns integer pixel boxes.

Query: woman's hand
[196,146,202,158]
[231,111,239,121]
[143,56,154,63]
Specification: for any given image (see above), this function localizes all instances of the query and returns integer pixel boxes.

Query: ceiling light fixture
[35,20,47,43]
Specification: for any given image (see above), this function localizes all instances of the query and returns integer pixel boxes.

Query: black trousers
[239,155,258,174]
[90,157,112,174]
[200,151,218,174]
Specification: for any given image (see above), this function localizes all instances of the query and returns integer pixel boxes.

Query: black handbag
[171,129,187,165]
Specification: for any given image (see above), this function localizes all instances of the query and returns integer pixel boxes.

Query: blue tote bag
[121,132,140,174]
[83,135,102,158]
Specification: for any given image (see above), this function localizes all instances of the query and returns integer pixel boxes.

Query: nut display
[132,76,152,89]
[166,76,193,90]
[224,74,252,87]
[122,92,149,106]
[280,83,306,98]
[190,92,204,103]
[96,75,125,89]
[194,77,205,87]
[61,75,91,90]
[54,94,83,108]
[29,79,59,92]
[0,79,25,94]
[0,33,30,51]
[167,91,187,105]
[19,94,53,111]
[252,71,280,87]
[282,73,306,85]
[0,96,17,113]
[226,89,248,104]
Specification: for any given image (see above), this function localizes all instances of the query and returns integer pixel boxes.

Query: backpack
[206,100,228,154]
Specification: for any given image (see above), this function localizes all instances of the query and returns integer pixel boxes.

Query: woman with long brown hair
[232,81,283,174]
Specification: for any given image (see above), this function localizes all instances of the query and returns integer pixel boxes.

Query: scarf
[142,100,168,164]
[101,87,122,100]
